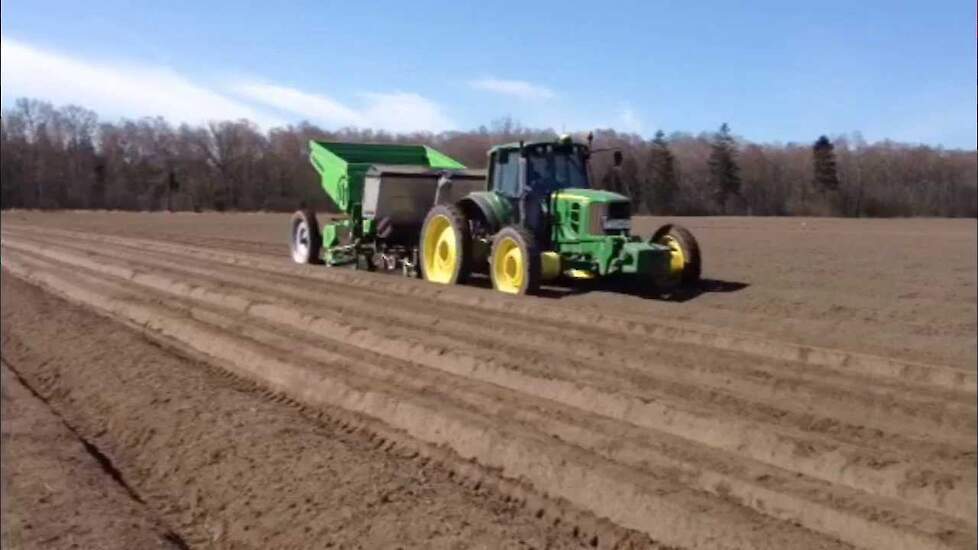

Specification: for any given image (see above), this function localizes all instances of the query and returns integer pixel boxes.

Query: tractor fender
[456,195,501,235]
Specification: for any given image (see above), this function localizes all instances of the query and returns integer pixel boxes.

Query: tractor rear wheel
[420,204,472,284]
[651,223,701,286]
[490,226,541,295]
[290,209,322,264]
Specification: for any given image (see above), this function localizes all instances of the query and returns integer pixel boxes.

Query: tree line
[2,98,975,217]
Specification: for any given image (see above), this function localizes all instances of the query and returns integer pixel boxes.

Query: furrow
[4,249,975,550]
[5,224,970,396]
[1,251,863,550]
[7,227,974,441]
[3,237,975,525]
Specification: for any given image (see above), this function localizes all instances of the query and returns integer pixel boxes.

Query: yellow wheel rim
[492,236,524,294]
[422,215,457,283]
[653,234,686,287]
[661,235,686,276]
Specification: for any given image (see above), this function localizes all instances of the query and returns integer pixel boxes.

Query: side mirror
[613,151,623,167]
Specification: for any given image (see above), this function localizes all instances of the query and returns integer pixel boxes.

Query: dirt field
[1,211,975,549]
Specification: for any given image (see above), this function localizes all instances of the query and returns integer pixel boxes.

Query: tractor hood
[552,189,629,204]
[549,188,634,244]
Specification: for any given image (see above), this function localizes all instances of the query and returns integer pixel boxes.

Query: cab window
[492,150,521,198]
[526,145,589,194]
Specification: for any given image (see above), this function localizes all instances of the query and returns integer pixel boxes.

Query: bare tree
[1,97,975,217]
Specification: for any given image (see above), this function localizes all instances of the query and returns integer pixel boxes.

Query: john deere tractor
[290,136,701,295]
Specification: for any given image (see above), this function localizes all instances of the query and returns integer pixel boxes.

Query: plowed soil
[1,211,975,550]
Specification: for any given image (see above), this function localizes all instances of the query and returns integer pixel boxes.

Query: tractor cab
[488,139,591,199]
[486,138,594,244]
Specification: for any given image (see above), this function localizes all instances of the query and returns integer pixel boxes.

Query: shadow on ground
[466,275,749,302]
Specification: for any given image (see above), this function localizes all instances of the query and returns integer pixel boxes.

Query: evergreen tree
[708,123,741,212]
[645,130,679,214]
[811,135,840,193]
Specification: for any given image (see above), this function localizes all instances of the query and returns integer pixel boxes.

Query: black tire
[419,203,472,284]
[289,209,322,264]
[651,223,701,284]
[489,225,541,295]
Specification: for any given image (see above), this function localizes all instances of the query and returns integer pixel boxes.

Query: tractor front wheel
[651,224,701,286]
[420,204,472,284]
[490,226,541,295]
[290,209,322,264]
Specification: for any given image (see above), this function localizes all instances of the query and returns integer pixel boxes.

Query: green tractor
[290,136,701,295]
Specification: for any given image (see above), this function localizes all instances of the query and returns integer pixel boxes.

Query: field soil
[1,275,608,549]
[1,211,975,549]
[1,360,184,550]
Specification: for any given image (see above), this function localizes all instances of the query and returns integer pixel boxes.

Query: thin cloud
[469,77,556,101]
[617,106,643,134]
[0,36,454,133]
[234,83,365,127]
[0,36,280,127]
[235,84,455,133]
[359,92,454,133]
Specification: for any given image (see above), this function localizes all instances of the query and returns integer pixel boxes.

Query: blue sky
[2,0,975,148]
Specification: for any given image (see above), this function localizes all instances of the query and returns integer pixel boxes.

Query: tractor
[290,136,701,295]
